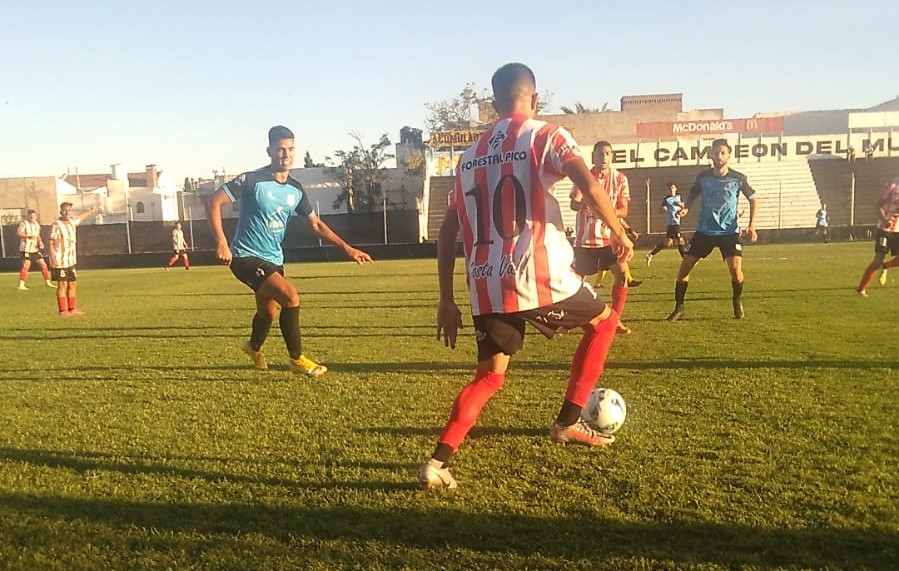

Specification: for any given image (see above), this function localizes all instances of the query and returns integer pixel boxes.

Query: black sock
[279,306,302,360]
[732,280,743,300]
[431,443,453,465]
[675,280,688,305]
[649,244,663,256]
[677,243,685,257]
[555,400,582,427]
[250,313,272,351]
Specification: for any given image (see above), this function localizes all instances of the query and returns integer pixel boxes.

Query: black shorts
[230,256,284,291]
[665,225,683,240]
[472,285,607,359]
[687,232,742,260]
[572,246,618,276]
[874,229,899,255]
[172,249,188,256]
[21,251,46,263]
[51,266,77,282]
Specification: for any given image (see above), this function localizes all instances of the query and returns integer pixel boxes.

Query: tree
[326,133,394,213]
[425,83,554,133]
[560,101,608,114]
[424,83,488,133]
[304,151,324,168]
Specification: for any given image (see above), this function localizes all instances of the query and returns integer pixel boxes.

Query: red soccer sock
[437,370,506,451]
[565,309,619,407]
[57,297,67,313]
[67,297,76,311]
[167,256,177,267]
[857,267,879,291]
[611,284,628,316]
[19,268,28,281]
[40,267,50,280]
[183,258,190,269]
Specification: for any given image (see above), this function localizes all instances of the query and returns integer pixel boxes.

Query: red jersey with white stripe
[49,217,81,268]
[172,228,187,250]
[879,178,899,232]
[569,168,629,248]
[448,113,585,316]
[18,220,42,253]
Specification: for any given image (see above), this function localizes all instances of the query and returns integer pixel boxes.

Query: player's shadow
[0,490,894,569]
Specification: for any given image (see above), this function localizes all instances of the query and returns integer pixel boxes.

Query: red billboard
[636,117,784,138]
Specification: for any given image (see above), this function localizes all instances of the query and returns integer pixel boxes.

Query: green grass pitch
[0,242,896,570]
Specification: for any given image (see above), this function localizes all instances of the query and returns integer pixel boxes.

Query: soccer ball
[581,388,626,434]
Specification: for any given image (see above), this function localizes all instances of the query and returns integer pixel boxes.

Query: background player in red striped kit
[16,209,54,290]
[419,63,634,490]
[165,222,191,270]
[49,202,97,316]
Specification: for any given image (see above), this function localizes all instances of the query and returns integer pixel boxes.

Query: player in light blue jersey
[666,139,757,321]
[206,125,372,376]
[645,181,686,266]
[814,201,830,244]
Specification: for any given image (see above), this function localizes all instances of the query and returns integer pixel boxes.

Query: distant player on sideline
[49,202,97,316]
[16,209,54,290]
[666,139,758,321]
[814,201,830,244]
[855,177,899,296]
[165,221,191,270]
[645,182,686,266]
[206,125,373,376]
[420,63,634,490]
[570,140,635,334]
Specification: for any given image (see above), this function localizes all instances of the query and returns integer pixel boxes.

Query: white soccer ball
[581,388,627,434]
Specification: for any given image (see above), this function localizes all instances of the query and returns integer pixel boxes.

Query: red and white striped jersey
[18,220,42,253]
[569,168,630,248]
[49,217,81,268]
[172,228,187,250]
[879,178,899,232]
[448,113,585,316]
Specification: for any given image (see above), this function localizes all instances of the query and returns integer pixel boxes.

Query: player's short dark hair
[268,125,295,146]
[491,63,536,103]
[666,181,677,188]
[26,209,36,215]
[60,202,73,209]
[711,138,731,152]
[593,140,612,152]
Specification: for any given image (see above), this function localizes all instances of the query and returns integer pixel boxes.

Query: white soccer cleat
[550,420,615,447]
[856,290,868,298]
[878,269,888,286]
[418,461,458,490]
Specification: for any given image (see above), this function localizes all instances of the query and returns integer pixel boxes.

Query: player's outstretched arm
[205,189,233,265]
[307,215,373,264]
[436,213,462,349]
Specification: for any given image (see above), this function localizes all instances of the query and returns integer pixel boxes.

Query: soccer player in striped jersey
[16,209,54,290]
[206,125,372,377]
[165,222,191,270]
[666,139,758,321]
[856,176,899,296]
[49,202,97,316]
[570,140,635,334]
[420,63,634,490]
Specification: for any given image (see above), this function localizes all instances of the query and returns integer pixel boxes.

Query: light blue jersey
[663,194,683,226]
[222,166,315,265]
[689,169,755,236]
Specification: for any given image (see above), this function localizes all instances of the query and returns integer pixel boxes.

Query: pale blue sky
[1,0,895,187]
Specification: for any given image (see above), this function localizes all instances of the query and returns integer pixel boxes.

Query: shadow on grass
[0,490,894,569]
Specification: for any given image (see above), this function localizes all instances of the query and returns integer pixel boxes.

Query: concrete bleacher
[724,160,821,229]
[810,157,899,227]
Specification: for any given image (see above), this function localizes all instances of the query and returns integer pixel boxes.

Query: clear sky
[1,0,895,187]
